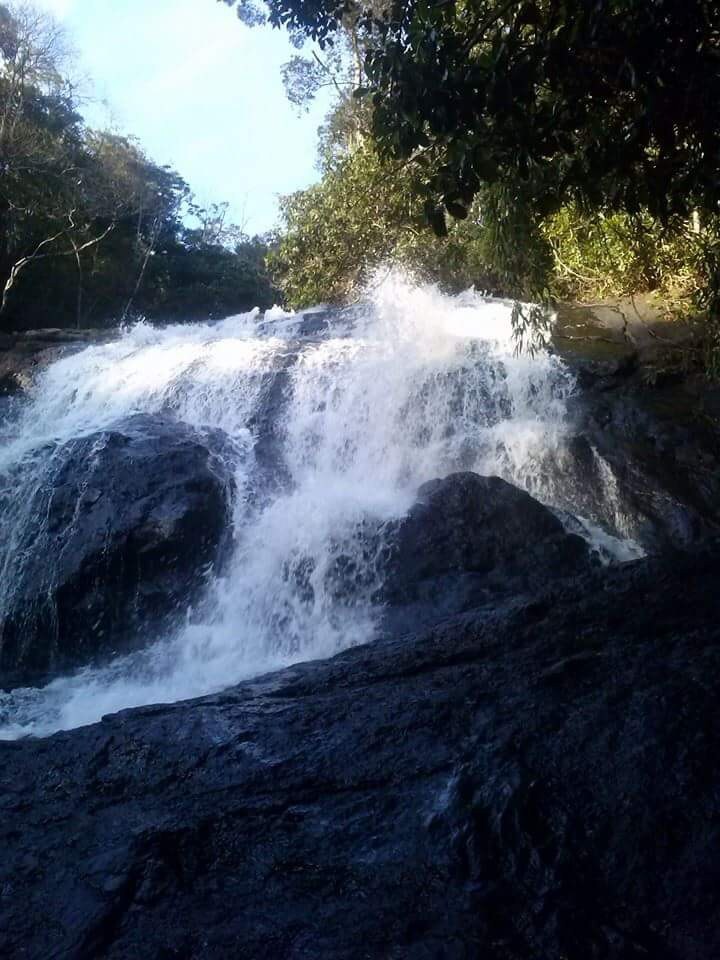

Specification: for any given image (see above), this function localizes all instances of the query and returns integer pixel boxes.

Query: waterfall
[0,275,628,738]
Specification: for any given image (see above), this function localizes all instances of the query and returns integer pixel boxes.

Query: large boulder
[0,414,234,683]
[380,472,591,631]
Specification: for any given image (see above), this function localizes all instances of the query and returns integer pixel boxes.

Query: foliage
[542,208,709,302]
[537,206,720,372]
[472,183,552,297]
[269,139,519,307]
[270,122,719,333]
[221,1,720,230]
[139,233,280,322]
[218,1,720,378]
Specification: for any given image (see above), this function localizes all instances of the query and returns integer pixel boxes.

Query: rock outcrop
[556,373,720,552]
[2,308,720,960]
[380,472,591,632]
[0,329,116,398]
[553,299,720,551]
[1,543,719,959]
[0,414,234,683]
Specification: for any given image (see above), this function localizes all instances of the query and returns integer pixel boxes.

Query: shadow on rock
[0,413,235,685]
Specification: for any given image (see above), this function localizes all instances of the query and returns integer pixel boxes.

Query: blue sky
[37,0,329,233]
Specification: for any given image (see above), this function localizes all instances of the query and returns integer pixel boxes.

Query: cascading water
[0,275,634,739]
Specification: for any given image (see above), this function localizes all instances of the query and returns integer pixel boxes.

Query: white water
[0,276,630,738]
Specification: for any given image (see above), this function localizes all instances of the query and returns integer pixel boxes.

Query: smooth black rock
[0,414,234,682]
[380,472,591,631]
[1,544,719,958]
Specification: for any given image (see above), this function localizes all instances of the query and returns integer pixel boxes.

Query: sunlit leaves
[220,0,720,229]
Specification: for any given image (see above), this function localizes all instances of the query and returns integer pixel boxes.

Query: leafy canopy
[222,1,720,233]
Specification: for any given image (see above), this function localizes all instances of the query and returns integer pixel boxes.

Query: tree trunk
[71,239,83,328]
[121,216,160,323]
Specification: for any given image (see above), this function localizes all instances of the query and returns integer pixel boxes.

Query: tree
[0,2,104,324]
[0,0,72,146]
[220,1,720,230]
[218,0,720,367]
[268,137,523,307]
[138,231,280,321]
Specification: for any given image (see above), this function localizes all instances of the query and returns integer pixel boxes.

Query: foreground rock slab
[1,544,719,959]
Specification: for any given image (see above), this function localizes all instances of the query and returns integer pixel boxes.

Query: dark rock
[550,302,720,550]
[293,309,336,338]
[244,353,298,503]
[1,543,720,958]
[0,328,115,397]
[559,379,720,551]
[571,350,639,391]
[0,414,234,682]
[380,473,591,631]
[257,307,354,340]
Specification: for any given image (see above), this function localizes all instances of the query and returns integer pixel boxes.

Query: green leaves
[233,1,720,232]
[515,2,542,30]
[217,0,720,352]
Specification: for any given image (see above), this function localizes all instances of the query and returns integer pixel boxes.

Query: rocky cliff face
[547,302,720,552]
[0,329,116,398]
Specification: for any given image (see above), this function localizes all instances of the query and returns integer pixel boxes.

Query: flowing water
[0,276,638,738]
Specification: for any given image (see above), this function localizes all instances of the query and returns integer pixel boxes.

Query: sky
[36,0,329,234]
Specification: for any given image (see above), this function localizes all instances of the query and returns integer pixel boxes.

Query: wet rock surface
[559,374,720,552]
[380,472,592,632]
[0,414,234,683]
[1,542,719,959]
[552,299,720,551]
[2,309,720,959]
[0,329,116,397]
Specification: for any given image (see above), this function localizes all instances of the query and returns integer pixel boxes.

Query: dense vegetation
[0,2,278,331]
[223,0,720,362]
